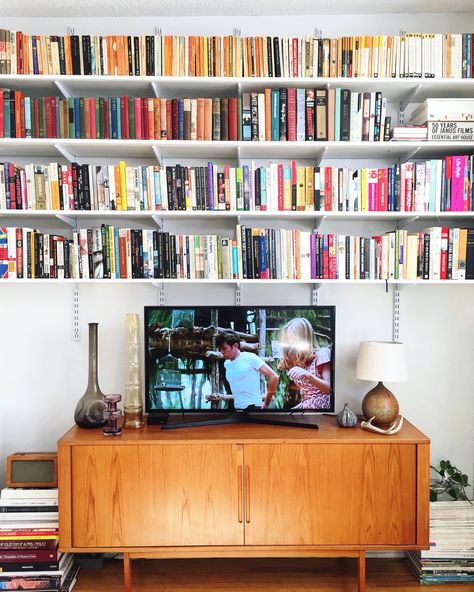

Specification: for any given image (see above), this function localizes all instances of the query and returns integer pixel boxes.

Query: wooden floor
[75,557,474,591]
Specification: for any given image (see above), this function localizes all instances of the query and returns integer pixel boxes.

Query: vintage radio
[6,452,58,488]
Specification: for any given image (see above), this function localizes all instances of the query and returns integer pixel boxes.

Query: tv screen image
[144,306,335,417]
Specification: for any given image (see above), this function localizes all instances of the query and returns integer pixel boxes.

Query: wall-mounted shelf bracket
[55,144,77,163]
[151,215,164,229]
[402,146,421,163]
[152,145,163,165]
[151,81,160,98]
[314,215,326,231]
[152,282,166,306]
[400,83,423,112]
[235,282,242,306]
[312,283,321,306]
[56,214,77,228]
[233,28,242,37]
[154,27,163,36]
[73,283,80,341]
[314,28,323,39]
[54,81,72,99]
[316,146,327,166]
[392,284,401,342]
[397,215,419,229]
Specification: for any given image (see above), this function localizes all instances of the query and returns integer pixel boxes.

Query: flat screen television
[144,305,335,429]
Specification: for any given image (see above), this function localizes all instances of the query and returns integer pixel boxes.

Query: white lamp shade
[355,341,408,382]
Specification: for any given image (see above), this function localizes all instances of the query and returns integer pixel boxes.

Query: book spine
[1,561,59,575]
[0,505,58,512]
[0,549,59,562]
[0,539,58,549]
[0,574,62,586]
[340,88,351,141]
[250,93,258,141]
[279,88,287,141]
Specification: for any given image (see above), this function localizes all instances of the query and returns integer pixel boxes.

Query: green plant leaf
[430,459,472,503]
[446,487,458,499]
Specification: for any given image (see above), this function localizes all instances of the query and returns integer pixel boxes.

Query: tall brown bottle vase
[123,314,144,428]
[74,323,107,428]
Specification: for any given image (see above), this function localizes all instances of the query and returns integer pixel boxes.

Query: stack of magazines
[407,501,474,584]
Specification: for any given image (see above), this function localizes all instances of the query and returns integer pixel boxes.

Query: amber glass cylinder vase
[123,314,144,428]
[74,323,107,428]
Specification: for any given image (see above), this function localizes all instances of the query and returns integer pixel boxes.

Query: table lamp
[355,341,407,428]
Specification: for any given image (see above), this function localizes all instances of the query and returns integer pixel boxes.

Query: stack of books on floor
[407,501,474,584]
[0,487,79,591]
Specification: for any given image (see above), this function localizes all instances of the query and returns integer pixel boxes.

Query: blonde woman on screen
[278,317,331,410]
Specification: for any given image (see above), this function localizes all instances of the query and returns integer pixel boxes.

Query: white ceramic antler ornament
[360,415,404,435]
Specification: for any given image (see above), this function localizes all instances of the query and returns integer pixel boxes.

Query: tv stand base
[161,410,319,430]
[122,549,366,592]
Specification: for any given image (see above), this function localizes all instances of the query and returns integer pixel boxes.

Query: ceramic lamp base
[361,382,399,428]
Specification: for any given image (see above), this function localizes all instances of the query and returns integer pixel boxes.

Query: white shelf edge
[0,138,472,146]
[1,278,473,285]
[2,75,474,107]
[1,210,474,219]
[0,138,472,162]
[1,74,474,84]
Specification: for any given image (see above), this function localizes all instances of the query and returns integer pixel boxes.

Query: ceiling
[0,0,473,17]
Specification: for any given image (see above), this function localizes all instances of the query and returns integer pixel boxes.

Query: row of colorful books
[0,87,392,142]
[407,501,474,584]
[1,226,473,281]
[0,31,473,79]
[0,487,79,592]
[1,156,472,214]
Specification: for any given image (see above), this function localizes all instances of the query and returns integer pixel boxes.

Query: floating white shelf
[0,138,472,160]
[1,75,474,105]
[2,278,473,285]
[1,210,473,223]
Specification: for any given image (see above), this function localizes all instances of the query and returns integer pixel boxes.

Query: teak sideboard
[58,417,430,592]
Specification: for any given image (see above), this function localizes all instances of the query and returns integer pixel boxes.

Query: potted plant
[430,460,472,503]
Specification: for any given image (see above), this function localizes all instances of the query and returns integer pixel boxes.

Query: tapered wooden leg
[358,550,366,592]
[123,553,132,592]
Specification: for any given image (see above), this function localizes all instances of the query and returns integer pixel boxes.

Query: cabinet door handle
[237,465,243,523]
[245,465,250,523]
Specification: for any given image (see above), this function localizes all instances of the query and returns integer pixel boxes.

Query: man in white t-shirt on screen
[215,331,279,410]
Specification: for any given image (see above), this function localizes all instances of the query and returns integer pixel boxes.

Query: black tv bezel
[144,304,336,416]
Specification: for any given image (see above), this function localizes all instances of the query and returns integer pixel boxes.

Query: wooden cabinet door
[71,444,244,547]
[243,443,417,546]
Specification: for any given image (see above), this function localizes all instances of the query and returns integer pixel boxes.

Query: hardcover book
[427,121,474,141]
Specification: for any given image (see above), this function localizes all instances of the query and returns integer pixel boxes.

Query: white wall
[2,13,474,35]
[1,282,473,491]
[0,11,474,492]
